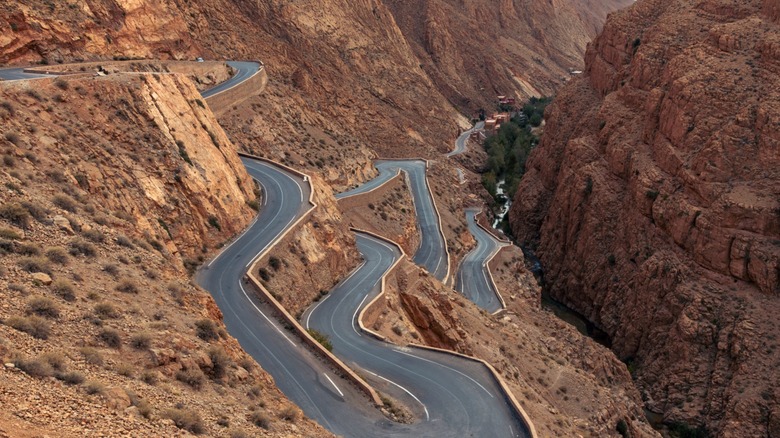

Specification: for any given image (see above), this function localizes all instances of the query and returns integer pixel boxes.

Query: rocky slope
[510,0,780,435]
[0,73,328,436]
[385,0,634,109]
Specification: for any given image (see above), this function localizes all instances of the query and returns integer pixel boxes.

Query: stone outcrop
[510,0,780,435]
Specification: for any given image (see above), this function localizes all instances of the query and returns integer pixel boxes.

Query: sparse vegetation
[14,356,54,378]
[98,328,122,349]
[176,368,206,390]
[79,347,103,365]
[307,328,333,351]
[45,247,69,265]
[57,371,85,385]
[69,238,97,257]
[19,256,52,274]
[0,202,32,228]
[130,332,152,350]
[164,408,205,434]
[27,296,60,318]
[195,319,219,341]
[249,411,271,429]
[115,279,139,294]
[207,346,230,379]
[51,279,76,301]
[279,406,299,422]
[84,380,106,395]
[94,303,121,319]
[52,194,78,213]
[208,215,221,231]
[6,315,51,339]
[268,256,281,271]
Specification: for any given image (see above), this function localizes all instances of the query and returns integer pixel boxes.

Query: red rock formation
[510,0,780,435]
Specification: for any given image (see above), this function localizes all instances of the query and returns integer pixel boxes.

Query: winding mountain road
[337,160,449,282]
[303,233,528,437]
[2,60,531,437]
[456,209,509,313]
[447,121,484,157]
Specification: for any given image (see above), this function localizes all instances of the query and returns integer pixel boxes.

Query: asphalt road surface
[302,232,529,437]
[336,160,449,282]
[200,61,261,98]
[456,209,508,313]
[447,121,485,157]
[0,61,260,90]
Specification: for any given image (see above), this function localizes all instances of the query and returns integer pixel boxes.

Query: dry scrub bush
[26,296,60,318]
[5,315,51,339]
[164,408,204,434]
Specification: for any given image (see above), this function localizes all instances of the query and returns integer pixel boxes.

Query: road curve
[200,61,261,98]
[447,121,484,157]
[456,209,508,313]
[0,61,261,90]
[337,160,449,282]
[303,233,529,437]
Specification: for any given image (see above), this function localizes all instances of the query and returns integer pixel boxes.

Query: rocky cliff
[510,0,780,435]
[385,0,634,109]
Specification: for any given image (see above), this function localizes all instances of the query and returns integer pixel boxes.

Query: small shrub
[57,371,85,385]
[176,368,206,390]
[19,256,52,274]
[52,195,78,213]
[21,201,48,223]
[141,370,158,385]
[268,256,281,271]
[39,351,66,371]
[0,202,31,228]
[98,328,122,349]
[94,303,120,319]
[4,132,21,145]
[249,411,271,429]
[645,190,660,200]
[207,215,221,231]
[130,332,152,350]
[115,280,139,294]
[78,347,103,365]
[103,264,119,277]
[164,408,204,434]
[115,234,134,248]
[82,228,105,243]
[307,328,333,352]
[195,319,219,341]
[54,78,69,91]
[14,357,54,378]
[258,268,270,281]
[45,247,69,265]
[51,279,76,301]
[206,346,230,380]
[84,380,106,395]
[69,238,96,257]
[279,406,299,422]
[27,296,60,318]
[0,227,21,240]
[6,315,51,339]
[16,243,40,256]
[115,362,134,377]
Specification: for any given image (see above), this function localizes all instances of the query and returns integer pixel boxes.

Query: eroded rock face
[509,0,780,435]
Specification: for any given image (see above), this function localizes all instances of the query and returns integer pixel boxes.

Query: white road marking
[207,215,259,267]
[351,294,369,336]
[324,373,344,397]
[365,370,429,421]
[394,349,494,398]
[238,280,297,347]
[305,294,330,330]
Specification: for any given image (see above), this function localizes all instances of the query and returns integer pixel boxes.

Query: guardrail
[235,153,383,407]
[351,229,537,438]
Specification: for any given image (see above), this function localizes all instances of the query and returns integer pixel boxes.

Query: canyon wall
[385,0,634,110]
[510,0,780,435]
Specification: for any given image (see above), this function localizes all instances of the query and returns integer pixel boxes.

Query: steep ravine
[510,0,780,436]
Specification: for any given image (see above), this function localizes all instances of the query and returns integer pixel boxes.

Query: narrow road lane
[456,209,508,313]
[337,160,449,282]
